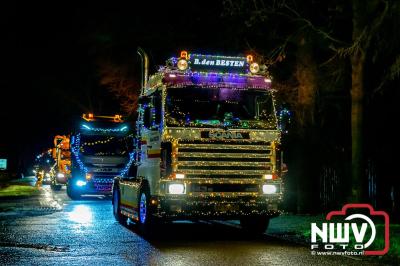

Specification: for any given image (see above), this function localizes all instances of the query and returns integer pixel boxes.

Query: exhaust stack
[137,47,149,94]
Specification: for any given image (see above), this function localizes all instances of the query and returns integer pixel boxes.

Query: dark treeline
[221,0,400,217]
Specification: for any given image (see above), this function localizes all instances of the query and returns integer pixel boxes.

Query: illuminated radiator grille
[176,141,272,178]
[92,177,113,191]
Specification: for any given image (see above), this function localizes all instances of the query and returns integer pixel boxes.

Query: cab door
[137,91,162,195]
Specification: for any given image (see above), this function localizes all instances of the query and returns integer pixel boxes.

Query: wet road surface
[0,186,381,265]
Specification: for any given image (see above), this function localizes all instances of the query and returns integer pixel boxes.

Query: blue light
[71,133,89,173]
[82,124,91,130]
[119,152,135,177]
[120,126,128,131]
[76,180,87,187]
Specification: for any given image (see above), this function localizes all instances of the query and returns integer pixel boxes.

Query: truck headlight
[262,184,277,194]
[177,59,188,71]
[76,180,87,187]
[57,173,65,178]
[168,184,185,194]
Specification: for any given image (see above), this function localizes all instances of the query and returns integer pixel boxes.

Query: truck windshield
[165,86,277,129]
[79,135,132,156]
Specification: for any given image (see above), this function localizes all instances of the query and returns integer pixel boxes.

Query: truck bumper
[153,194,282,220]
[69,178,113,195]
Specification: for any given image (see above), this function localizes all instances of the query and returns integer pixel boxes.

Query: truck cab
[67,114,134,199]
[113,51,284,233]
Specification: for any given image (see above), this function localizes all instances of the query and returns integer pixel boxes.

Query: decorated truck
[112,50,284,233]
[50,135,71,190]
[67,114,134,199]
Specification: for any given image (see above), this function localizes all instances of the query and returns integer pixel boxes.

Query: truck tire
[113,188,126,225]
[137,189,155,235]
[240,216,270,234]
[51,184,62,191]
[67,183,81,200]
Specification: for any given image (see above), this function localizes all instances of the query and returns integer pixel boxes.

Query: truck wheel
[51,184,62,191]
[113,189,126,225]
[240,216,270,234]
[67,183,81,200]
[137,190,154,234]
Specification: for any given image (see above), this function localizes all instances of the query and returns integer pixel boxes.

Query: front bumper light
[175,173,185,179]
[168,183,185,194]
[262,184,277,194]
[263,174,273,180]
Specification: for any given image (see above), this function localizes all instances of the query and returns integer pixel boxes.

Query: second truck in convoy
[112,50,285,233]
[67,114,134,199]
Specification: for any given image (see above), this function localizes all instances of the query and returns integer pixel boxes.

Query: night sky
[2,1,241,173]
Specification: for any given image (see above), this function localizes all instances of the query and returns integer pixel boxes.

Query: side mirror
[278,108,291,134]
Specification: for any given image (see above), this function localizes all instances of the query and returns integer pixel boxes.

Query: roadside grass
[0,177,40,197]
[0,185,40,197]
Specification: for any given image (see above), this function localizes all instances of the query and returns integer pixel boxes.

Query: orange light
[114,114,122,122]
[246,55,253,63]
[180,50,188,59]
[85,173,92,180]
[88,113,94,119]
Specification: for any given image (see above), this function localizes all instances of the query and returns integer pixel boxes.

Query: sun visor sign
[189,54,248,74]
[201,131,250,140]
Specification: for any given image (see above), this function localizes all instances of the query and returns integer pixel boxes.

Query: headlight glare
[262,184,277,194]
[76,180,87,187]
[168,183,185,194]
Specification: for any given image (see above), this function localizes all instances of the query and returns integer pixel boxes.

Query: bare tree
[98,60,140,116]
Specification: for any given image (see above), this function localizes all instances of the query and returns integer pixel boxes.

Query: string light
[71,133,89,174]
[120,152,136,177]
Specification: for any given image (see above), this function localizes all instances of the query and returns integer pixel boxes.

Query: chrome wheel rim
[139,193,147,224]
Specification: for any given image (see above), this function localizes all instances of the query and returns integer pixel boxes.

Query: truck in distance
[67,114,134,199]
[49,135,71,190]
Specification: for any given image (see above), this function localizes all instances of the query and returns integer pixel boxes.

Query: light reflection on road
[68,205,93,225]
[39,186,63,210]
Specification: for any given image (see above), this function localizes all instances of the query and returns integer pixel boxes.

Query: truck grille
[176,140,272,178]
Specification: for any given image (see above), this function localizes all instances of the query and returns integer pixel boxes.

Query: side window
[143,105,152,128]
[154,92,162,125]
[138,92,162,129]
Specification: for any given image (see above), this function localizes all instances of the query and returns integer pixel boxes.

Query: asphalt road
[0,186,382,266]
